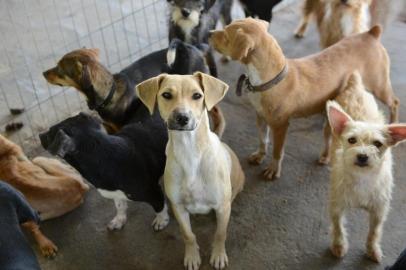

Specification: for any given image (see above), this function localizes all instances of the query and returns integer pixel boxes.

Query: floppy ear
[194,72,229,110]
[327,101,353,136]
[230,28,255,61]
[48,130,76,158]
[386,124,406,146]
[136,74,166,114]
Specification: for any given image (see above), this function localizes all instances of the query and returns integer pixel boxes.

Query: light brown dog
[136,73,244,270]
[0,134,89,220]
[295,0,372,48]
[295,0,371,48]
[210,18,398,180]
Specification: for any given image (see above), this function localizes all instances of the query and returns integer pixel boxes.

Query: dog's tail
[209,105,226,139]
[368,25,382,39]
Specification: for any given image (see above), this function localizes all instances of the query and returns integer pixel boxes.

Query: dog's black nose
[181,8,190,17]
[341,0,348,4]
[357,154,368,164]
[175,114,189,126]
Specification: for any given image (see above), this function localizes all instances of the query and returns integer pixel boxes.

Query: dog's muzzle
[355,154,369,167]
[168,111,196,131]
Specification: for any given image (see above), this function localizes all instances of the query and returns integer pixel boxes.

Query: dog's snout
[356,154,369,166]
[181,8,191,17]
[175,113,189,126]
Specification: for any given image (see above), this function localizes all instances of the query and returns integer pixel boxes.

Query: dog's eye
[162,92,172,100]
[348,137,357,144]
[192,93,202,100]
[373,140,383,148]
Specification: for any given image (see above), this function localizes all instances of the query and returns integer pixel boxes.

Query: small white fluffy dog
[327,72,406,262]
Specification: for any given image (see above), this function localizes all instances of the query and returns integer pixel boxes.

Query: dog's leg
[172,203,201,270]
[248,114,270,165]
[262,122,289,180]
[366,207,388,263]
[294,0,314,38]
[152,202,170,231]
[319,120,332,165]
[206,50,218,78]
[330,206,348,258]
[108,199,128,230]
[210,202,231,270]
[22,221,58,258]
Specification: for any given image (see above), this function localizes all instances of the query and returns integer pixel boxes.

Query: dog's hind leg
[171,203,201,270]
[366,207,388,263]
[262,122,289,180]
[319,120,332,165]
[210,202,231,270]
[220,0,233,26]
[294,0,316,38]
[22,221,58,258]
[107,199,128,230]
[248,114,270,165]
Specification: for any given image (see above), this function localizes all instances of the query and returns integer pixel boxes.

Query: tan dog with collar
[136,72,244,270]
[209,18,398,180]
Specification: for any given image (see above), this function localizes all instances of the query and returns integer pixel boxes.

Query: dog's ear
[386,124,406,146]
[194,72,228,110]
[230,28,255,61]
[48,130,76,158]
[327,101,352,136]
[136,74,167,114]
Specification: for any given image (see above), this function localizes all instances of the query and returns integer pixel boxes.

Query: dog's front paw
[210,246,228,269]
[184,245,201,270]
[330,243,348,258]
[39,238,58,258]
[107,215,127,230]
[367,246,383,263]
[248,151,266,165]
[152,210,170,231]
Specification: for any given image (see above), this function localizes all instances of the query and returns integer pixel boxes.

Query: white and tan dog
[295,0,372,48]
[136,72,245,270]
[327,72,406,263]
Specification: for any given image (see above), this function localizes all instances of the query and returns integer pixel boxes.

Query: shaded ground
[15,2,406,270]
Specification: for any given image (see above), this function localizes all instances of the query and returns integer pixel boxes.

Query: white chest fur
[165,128,231,215]
[246,64,265,117]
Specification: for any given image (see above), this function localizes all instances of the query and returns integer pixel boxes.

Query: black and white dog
[0,181,44,270]
[167,0,232,76]
[40,113,169,231]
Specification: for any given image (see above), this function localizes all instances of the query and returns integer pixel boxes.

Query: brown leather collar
[236,64,288,96]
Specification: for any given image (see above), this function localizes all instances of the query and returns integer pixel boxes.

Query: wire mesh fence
[0,0,167,156]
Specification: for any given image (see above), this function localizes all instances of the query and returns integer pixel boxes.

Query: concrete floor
[35,4,406,270]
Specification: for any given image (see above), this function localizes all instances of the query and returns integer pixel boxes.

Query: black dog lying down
[43,39,212,133]
[0,181,57,270]
[40,113,169,231]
